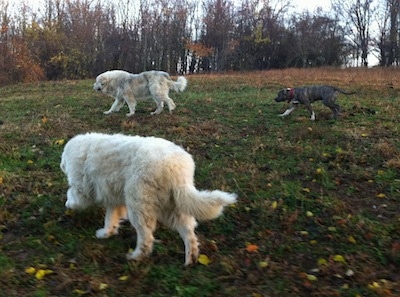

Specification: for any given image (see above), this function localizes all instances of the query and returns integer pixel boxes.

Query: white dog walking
[60,133,237,265]
[93,70,187,116]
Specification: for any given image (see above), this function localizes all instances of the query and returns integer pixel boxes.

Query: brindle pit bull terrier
[274,86,356,120]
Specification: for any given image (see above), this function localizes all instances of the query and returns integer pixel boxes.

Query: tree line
[0,0,399,85]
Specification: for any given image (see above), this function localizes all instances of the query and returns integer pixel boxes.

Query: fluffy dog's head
[93,73,108,93]
[274,88,295,102]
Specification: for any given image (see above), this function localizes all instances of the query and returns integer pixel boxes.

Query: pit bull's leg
[323,96,341,119]
[304,103,316,121]
[279,105,297,117]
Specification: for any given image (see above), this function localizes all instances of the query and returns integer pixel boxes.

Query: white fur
[60,133,237,265]
[93,70,187,116]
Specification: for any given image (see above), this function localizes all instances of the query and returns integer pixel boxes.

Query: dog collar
[288,88,295,101]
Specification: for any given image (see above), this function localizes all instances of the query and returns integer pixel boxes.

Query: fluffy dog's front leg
[96,205,128,239]
[65,188,86,209]
[124,95,137,117]
[104,98,124,115]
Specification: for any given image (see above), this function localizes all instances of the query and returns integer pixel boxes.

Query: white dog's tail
[170,76,188,92]
[174,186,237,221]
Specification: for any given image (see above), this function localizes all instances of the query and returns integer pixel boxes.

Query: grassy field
[0,68,399,296]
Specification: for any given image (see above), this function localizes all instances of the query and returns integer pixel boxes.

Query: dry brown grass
[191,67,400,90]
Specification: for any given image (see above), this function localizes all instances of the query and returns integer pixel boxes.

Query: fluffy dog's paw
[65,200,78,209]
[126,250,144,261]
[65,191,80,209]
[96,228,117,239]
[103,111,112,115]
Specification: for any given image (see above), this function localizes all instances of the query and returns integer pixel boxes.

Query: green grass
[0,69,399,296]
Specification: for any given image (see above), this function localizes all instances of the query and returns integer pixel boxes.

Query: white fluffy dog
[60,133,237,265]
[93,70,187,116]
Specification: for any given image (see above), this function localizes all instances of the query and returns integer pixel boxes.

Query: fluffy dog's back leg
[175,214,199,265]
[125,187,157,261]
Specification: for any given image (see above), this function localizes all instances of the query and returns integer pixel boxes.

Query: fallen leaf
[25,267,36,274]
[35,269,46,280]
[246,244,259,253]
[345,269,354,277]
[118,275,129,281]
[198,254,211,265]
[348,236,357,244]
[333,255,346,263]
[259,261,268,268]
[368,281,380,289]
[306,274,318,281]
[302,187,310,193]
[376,193,386,198]
[315,168,323,174]
[271,201,278,209]
[35,269,53,280]
[98,283,108,290]
[317,258,328,266]
[41,116,48,124]
[306,211,314,217]
[55,139,65,145]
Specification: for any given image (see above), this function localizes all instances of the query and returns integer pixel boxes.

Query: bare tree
[332,0,376,67]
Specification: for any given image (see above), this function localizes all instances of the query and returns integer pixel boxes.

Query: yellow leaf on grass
[41,116,48,124]
[73,289,86,295]
[333,255,346,263]
[259,261,268,268]
[118,275,129,281]
[25,267,36,274]
[55,139,65,145]
[35,269,53,280]
[0,177,3,185]
[306,211,314,217]
[198,254,211,266]
[302,187,310,193]
[348,236,357,244]
[27,160,34,164]
[35,269,46,280]
[368,281,380,289]
[306,274,318,281]
[376,193,386,198]
[317,258,328,266]
[98,283,108,290]
[271,201,278,210]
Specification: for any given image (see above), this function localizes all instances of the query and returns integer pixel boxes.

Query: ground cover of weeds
[0,69,399,296]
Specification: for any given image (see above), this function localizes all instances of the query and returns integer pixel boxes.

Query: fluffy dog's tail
[173,186,237,221]
[170,76,188,92]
